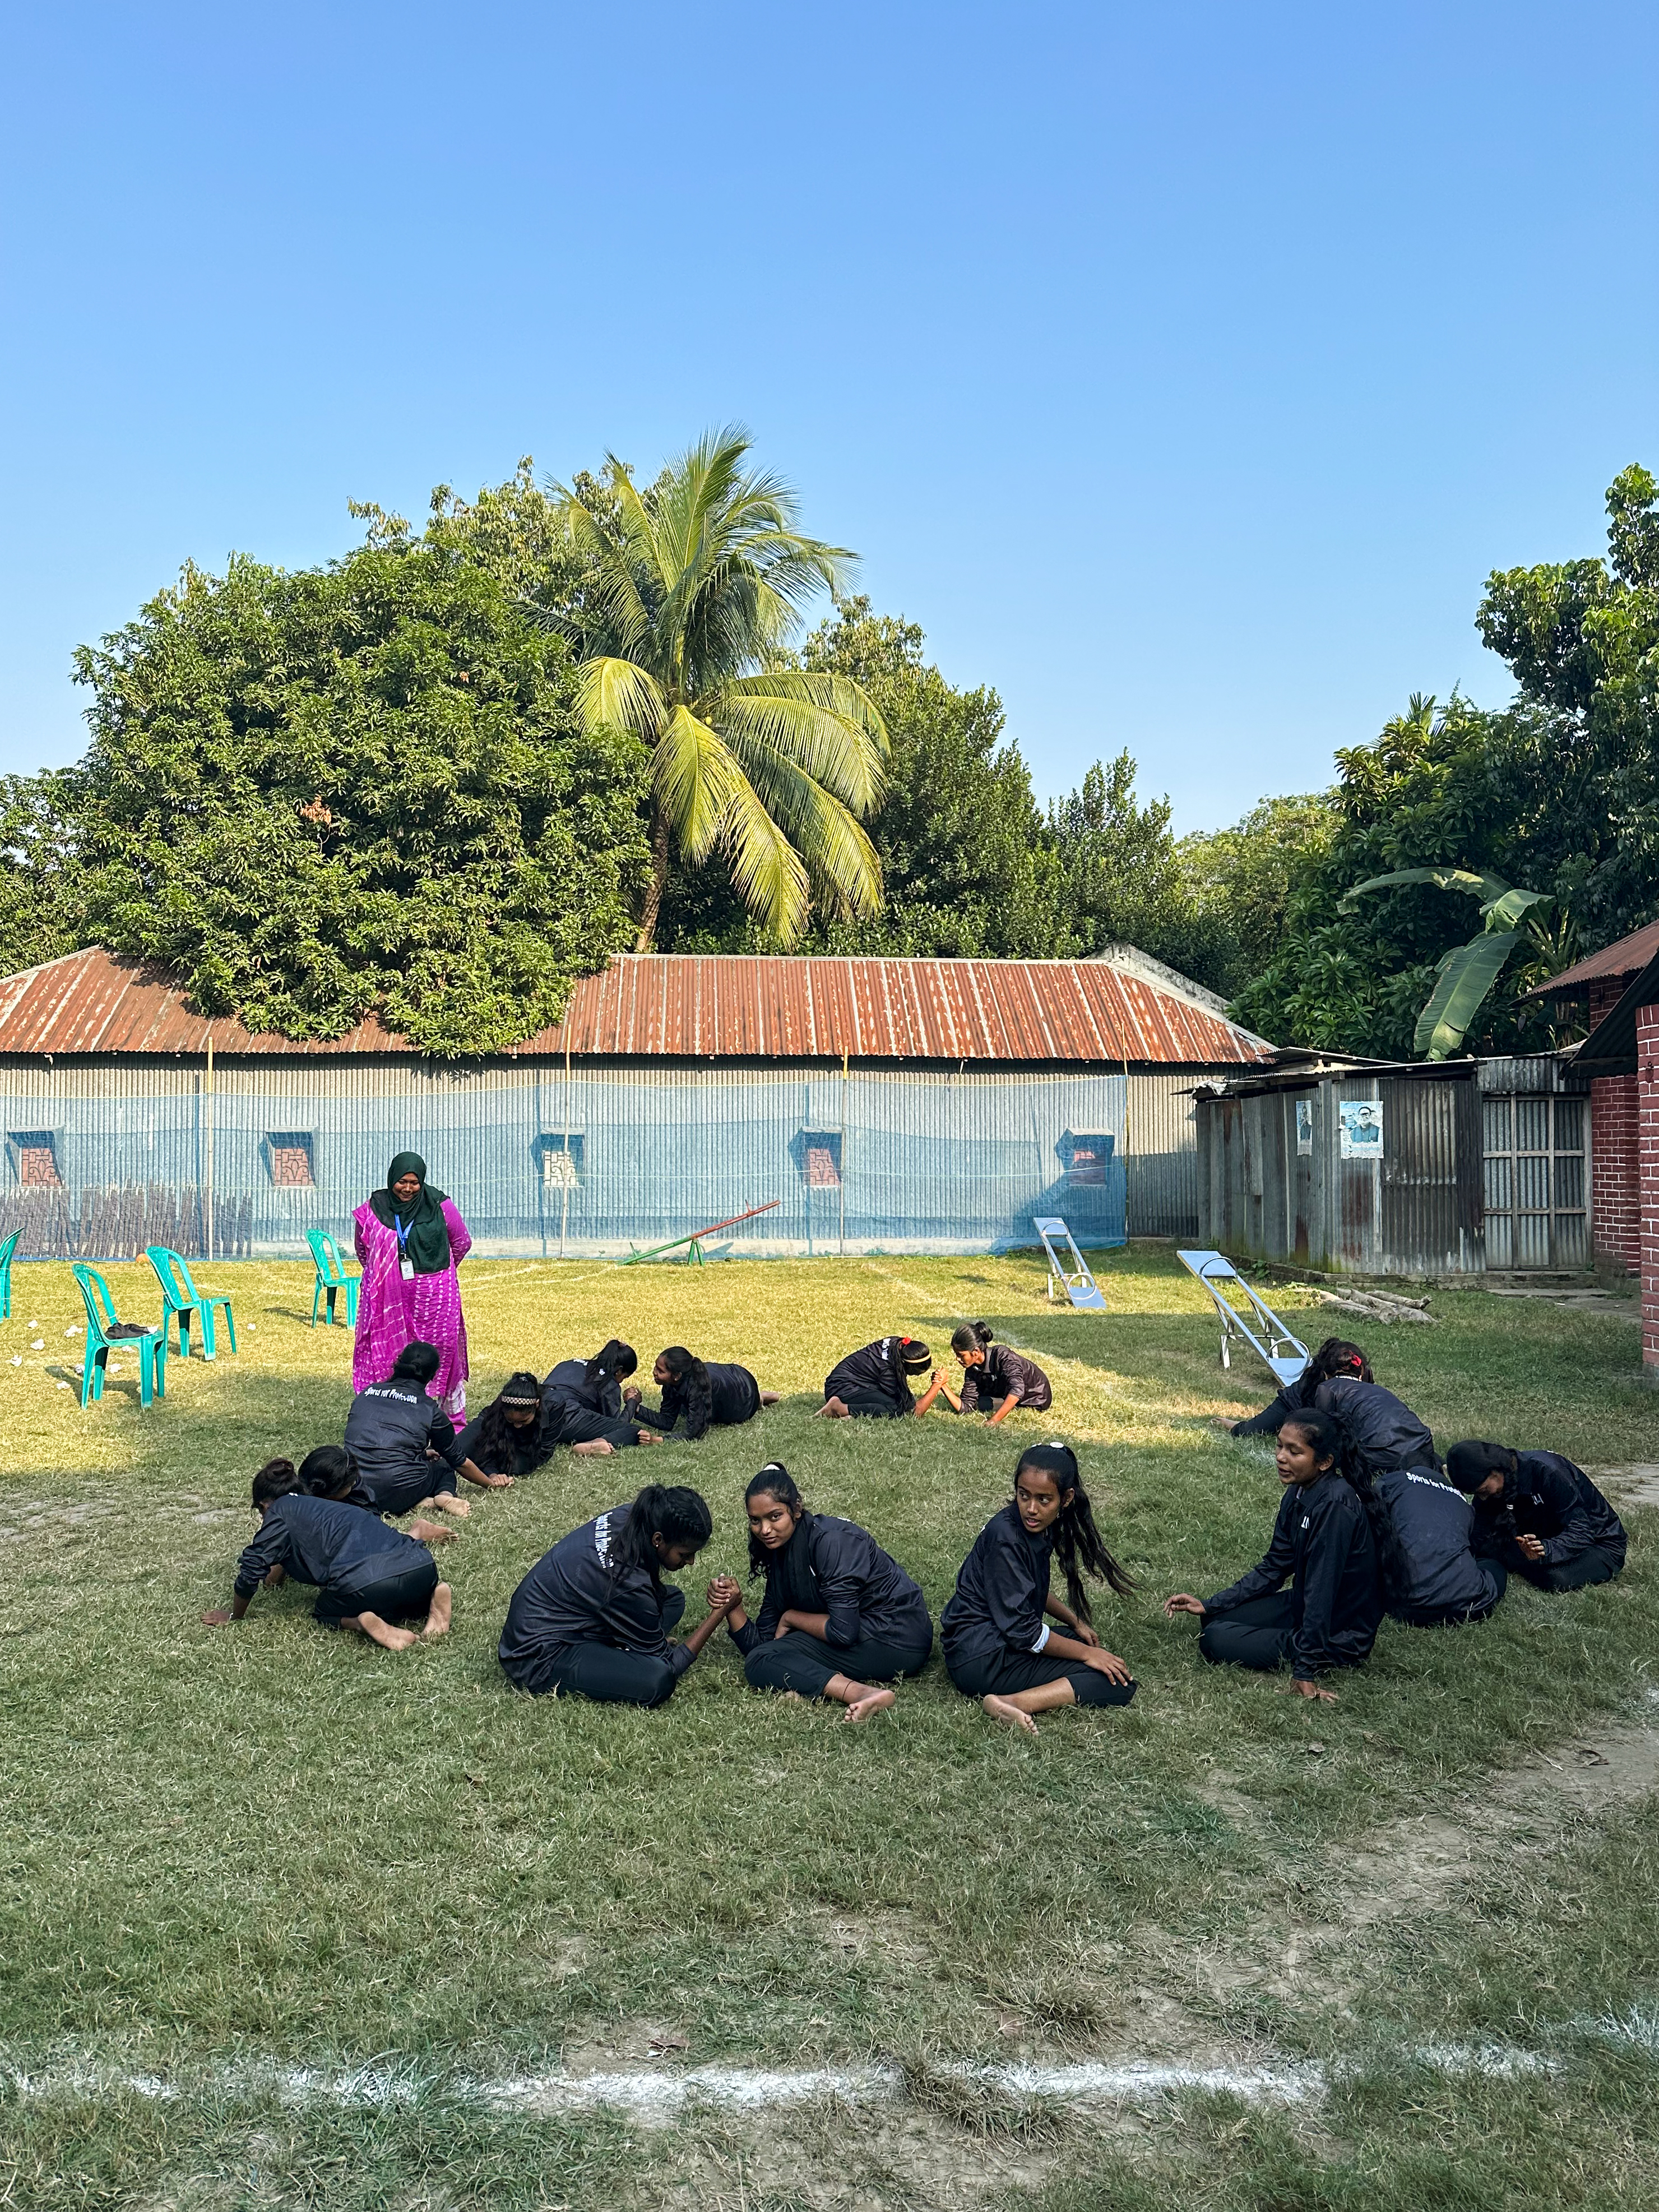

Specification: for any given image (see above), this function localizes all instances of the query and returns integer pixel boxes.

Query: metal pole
[203,1033,215,1264]
[839,1047,847,1258]
[559,1030,572,1260]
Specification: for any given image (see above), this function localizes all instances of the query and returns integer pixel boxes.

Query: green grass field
[1,1244,1655,2210]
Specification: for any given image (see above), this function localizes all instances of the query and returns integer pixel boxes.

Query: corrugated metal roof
[0,947,1272,1066]
[1528,918,1659,997]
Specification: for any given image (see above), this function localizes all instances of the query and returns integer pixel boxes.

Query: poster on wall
[1338,1099,1383,1159]
[1295,1099,1314,1155]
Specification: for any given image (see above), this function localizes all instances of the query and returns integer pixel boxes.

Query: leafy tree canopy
[68,512,649,1055]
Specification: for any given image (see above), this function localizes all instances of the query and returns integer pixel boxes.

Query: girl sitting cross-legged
[201,1457,455,1651]
[1165,1408,1383,1701]
[941,1442,1136,1735]
[706,1463,934,1723]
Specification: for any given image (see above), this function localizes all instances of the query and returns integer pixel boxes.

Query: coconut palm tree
[553,429,889,949]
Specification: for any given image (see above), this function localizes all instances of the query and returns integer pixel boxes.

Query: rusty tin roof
[0,947,1270,1065]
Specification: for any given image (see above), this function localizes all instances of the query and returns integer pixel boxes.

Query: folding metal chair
[1176,1249,1309,1385]
[1032,1217,1106,1311]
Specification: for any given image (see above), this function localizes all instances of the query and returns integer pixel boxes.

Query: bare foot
[843,1686,896,1724]
[777,1690,805,1705]
[422,1583,453,1639]
[427,1492,471,1518]
[351,1611,418,1653]
[409,1519,458,1544]
[759,1390,782,1405]
[200,1608,232,1627]
[983,1693,1039,1736]
[816,1397,847,1419]
[571,1438,615,1456]
[638,1430,663,1446]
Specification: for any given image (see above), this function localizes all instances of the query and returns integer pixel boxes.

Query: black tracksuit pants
[513,1588,687,1708]
[1199,1591,1298,1669]
[944,1642,1137,1707]
[744,1627,933,1700]
[314,1557,439,1629]
[1511,1542,1623,1594]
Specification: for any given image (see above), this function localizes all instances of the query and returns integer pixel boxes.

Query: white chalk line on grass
[1,2040,1583,2121]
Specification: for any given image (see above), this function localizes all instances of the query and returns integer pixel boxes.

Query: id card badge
[400,1257,415,1281]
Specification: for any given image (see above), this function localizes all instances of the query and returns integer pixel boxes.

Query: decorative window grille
[266,1133,316,1188]
[541,1134,585,1188]
[800,1132,842,1187]
[10,1132,61,1187]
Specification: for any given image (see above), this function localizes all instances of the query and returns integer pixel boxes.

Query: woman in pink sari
[353,1152,472,1427]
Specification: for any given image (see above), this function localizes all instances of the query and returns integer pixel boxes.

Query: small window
[266,1132,315,1188]
[540,1133,585,1189]
[1060,1132,1115,1186]
[10,1131,61,1188]
[800,1131,842,1187]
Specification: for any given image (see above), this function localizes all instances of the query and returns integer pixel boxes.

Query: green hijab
[369,1151,453,1275]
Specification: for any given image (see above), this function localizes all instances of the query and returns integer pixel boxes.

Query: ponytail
[609,1483,713,1596]
[297,1445,355,1498]
[1016,1442,1136,1624]
[252,1457,303,1507]
[585,1339,638,1389]
[1307,1338,1373,1386]
[658,1345,713,1439]
[744,1461,805,1576]
[951,1321,995,1355]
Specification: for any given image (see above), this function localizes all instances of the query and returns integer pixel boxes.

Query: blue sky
[3,1,1654,830]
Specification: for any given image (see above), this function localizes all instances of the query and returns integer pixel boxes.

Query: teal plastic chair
[307,1229,360,1328]
[0,1229,17,1321]
[73,1264,168,1408]
[146,1245,237,1361]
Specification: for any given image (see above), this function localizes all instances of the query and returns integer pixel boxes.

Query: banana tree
[1336,868,1549,1058]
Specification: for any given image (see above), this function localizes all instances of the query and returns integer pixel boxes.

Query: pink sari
[352,1196,472,1425]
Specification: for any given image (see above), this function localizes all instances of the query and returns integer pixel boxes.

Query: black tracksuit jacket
[1471,1451,1626,1573]
[1204,1474,1383,1679]
[730,1511,932,1656]
[1234,1373,1438,1474]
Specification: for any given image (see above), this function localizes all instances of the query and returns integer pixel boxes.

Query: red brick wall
[1587,974,1641,1272]
[1641,1002,1659,1372]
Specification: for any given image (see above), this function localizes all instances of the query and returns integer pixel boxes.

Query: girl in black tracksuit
[1167,1408,1382,1697]
[708,1463,933,1721]
[200,1459,451,1650]
[1370,1464,1505,1626]
[1232,1338,1438,1475]
[818,1336,934,1419]
[343,1340,511,1517]
[942,1442,1136,1734]
[917,1322,1053,1427]
[453,1366,651,1473]
[544,1340,639,1423]
[497,1483,730,1707]
[630,1346,776,1440]
[1446,1439,1627,1593]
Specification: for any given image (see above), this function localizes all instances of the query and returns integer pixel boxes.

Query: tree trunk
[634,811,671,951]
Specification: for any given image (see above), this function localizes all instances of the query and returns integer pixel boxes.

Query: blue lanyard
[395,1215,413,1254]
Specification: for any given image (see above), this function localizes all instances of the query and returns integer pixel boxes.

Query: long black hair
[744,1461,805,1577]
[1016,1442,1135,1623]
[586,1339,638,1389]
[608,1483,714,1596]
[252,1457,304,1507]
[1444,1440,1519,1494]
[298,1445,355,1497]
[657,1346,713,1439]
[392,1340,442,1387]
[951,1321,995,1357]
[1280,1408,1399,1597]
[1306,1338,1373,1386]
[473,1372,543,1473]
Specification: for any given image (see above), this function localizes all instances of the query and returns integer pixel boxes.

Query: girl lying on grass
[342,1340,513,1521]
[1446,1438,1627,1593]
[1230,1336,1438,1475]
[941,1442,1136,1735]
[498,1482,731,1707]
[202,1456,455,1651]
[453,1371,661,1475]
[544,1339,639,1420]
[1165,1408,1382,1701]
[706,1462,933,1722]
[817,1335,934,1419]
[915,1323,1052,1427]
[627,1348,781,1440]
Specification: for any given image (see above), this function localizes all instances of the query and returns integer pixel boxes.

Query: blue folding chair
[0,1229,17,1321]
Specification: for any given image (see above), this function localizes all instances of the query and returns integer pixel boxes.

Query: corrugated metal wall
[1125,1068,1239,1238]
[0,1057,1130,1261]
[1196,1068,1485,1277]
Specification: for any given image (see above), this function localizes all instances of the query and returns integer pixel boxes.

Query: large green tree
[557,429,889,948]
[68,511,648,1055]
